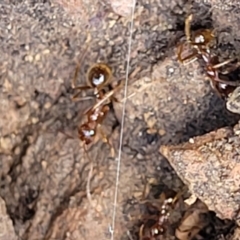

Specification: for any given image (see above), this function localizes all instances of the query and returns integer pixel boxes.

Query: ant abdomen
[78,123,96,145]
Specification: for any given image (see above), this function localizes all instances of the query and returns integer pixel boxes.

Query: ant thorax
[89,108,104,121]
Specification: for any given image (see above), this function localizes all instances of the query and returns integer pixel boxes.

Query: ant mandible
[177,14,240,99]
[72,48,123,157]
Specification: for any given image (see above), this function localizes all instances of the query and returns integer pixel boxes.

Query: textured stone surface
[0,197,17,240]
[160,124,240,221]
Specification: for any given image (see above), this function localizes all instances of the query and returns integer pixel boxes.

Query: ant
[139,189,183,240]
[177,14,240,99]
[72,48,123,157]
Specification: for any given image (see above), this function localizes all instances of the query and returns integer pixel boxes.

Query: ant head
[192,29,215,46]
[87,63,112,88]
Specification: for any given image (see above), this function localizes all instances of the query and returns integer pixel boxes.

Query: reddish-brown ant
[77,84,121,156]
[177,14,240,99]
[139,189,183,240]
[72,49,123,157]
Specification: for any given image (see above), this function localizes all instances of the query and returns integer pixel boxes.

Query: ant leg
[212,58,237,70]
[177,43,198,64]
[209,80,223,98]
[72,63,80,89]
[59,130,74,139]
[185,14,193,42]
[110,96,121,103]
[120,92,136,102]
[97,125,115,158]
[178,52,198,64]
[178,14,202,64]
[209,71,240,87]
[72,95,94,102]
[71,56,92,101]
[71,86,93,101]
[108,80,125,103]
[216,60,240,75]
[73,85,92,91]
[72,45,89,89]
[139,224,146,240]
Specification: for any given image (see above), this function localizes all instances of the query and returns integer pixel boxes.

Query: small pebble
[109,20,116,28]
[66,112,72,120]
[189,138,194,144]
[31,117,39,124]
[35,54,41,62]
[225,144,232,151]
[136,153,144,160]
[31,101,39,109]
[184,194,197,205]
[0,137,12,151]
[235,130,240,135]
[3,79,12,91]
[41,160,47,169]
[159,129,166,136]
[44,102,52,109]
[25,55,33,62]
[14,146,21,155]
[42,49,50,55]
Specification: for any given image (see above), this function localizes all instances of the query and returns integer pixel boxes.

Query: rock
[160,124,240,222]
[0,197,18,240]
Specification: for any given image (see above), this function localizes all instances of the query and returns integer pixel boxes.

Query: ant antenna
[185,14,193,43]
[72,45,90,89]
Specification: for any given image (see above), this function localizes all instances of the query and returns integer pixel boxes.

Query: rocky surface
[160,125,240,221]
[0,197,17,240]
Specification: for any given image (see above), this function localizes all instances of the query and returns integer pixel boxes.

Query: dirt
[1,0,240,240]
